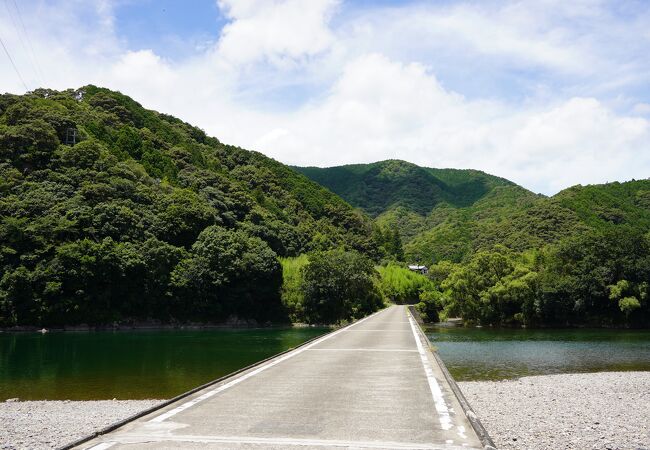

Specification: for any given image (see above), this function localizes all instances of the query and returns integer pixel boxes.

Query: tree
[153,189,216,247]
[0,266,36,325]
[57,139,103,169]
[385,226,404,261]
[539,228,650,326]
[39,238,146,325]
[0,119,59,172]
[171,226,283,321]
[301,249,384,324]
[608,280,644,319]
[438,248,541,326]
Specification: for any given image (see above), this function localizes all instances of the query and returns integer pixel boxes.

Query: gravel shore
[0,399,161,450]
[459,371,650,450]
[1,372,648,449]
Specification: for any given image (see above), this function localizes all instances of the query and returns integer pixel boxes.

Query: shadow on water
[0,327,327,400]
[425,326,650,381]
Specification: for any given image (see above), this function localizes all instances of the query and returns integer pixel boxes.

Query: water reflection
[0,327,326,400]
[425,326,650,381]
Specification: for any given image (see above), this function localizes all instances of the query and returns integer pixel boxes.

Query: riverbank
[0,322,333,333]
[459,371,650,450]
[1,372,647,449]
[0,399,161,449]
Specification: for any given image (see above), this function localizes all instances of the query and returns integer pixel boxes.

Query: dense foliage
[295,160,516,217]
[376,264,434,304]
[279,254,309,323]
[432,228,650,327]
[299,160,650,327]
[372,223,404,261]
[280,250,384,324]
[3,88,649,329]
[0,87,378,326]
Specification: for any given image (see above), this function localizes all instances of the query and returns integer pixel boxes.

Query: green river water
[0,327,327,401]
[1,326,649,400]
[426,326,650,381]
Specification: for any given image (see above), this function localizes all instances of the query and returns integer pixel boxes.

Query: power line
[9,0,46,85]
[3,0,42,87]
[0,34,29,91]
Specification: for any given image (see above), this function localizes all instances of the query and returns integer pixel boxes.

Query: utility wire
[3,0,41,87]
[0,34,29,91]
[9,0,46,85]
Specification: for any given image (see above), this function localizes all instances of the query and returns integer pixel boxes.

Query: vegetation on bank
[376,264,432,303]
[2,87,649,328]
[297,160,650,327]
[280,250,384,324]
[0,87,380,326]
[422,228,650,327]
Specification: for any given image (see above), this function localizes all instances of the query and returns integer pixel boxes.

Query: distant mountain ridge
[295,160,650,263]
[294,160,525,217]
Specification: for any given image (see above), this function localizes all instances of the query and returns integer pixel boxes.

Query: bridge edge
[58,307,391,450]
[407,305,497,450]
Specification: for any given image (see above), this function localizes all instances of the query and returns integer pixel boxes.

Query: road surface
[75,305,489,450]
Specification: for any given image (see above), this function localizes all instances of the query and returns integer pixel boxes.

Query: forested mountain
[296,160,650,264]
[0,86,377,326]
[2,87,648,329]
[295,160,520,217]
[298,161,650,327]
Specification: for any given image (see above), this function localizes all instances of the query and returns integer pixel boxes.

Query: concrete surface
[75,306,486,450]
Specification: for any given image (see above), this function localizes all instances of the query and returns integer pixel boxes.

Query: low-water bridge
[70,305,495,450]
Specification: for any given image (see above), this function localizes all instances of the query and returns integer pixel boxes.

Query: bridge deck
[76,306,486,450]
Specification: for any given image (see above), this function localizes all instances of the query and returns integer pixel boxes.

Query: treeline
[2,87,649,329]
[298,159,650,328]
[422,227,650,327]
[0,87,380,326]
[280,250,439,324]
[280,249,385,324]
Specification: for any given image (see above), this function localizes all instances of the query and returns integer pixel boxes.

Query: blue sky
[1,0,649,194]
[113,0,224,59]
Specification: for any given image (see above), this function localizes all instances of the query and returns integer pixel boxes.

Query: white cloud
[633,103,650,115]
[109,51,178,88]
[215,0,339,67]
[503,98,650,192]
[1,0,649,195]
[243,54,650,194]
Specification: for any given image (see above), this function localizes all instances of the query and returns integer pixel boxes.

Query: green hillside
[296,161,650,264]
[2,87,648,329]
[294,160,521,217]
[405,179,650,264]
[0,86,377,326]
[298,161,650,327]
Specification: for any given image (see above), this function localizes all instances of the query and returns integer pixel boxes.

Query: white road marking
[86,443,115,450]
[108,433,470,449]
[306,348,418,352]
[148,308,388,423]
[346,329,412,332]
[407,312,453,431]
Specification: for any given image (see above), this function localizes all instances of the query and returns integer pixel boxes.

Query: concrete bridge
[71,305,495,450]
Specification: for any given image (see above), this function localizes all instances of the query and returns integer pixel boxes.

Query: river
[2,325,649,400]
[0,327,326,401]
[426,326,650,381]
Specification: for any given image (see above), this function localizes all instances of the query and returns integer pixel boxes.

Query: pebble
[1,372,648,449]
[0,400,160,449]
[459,371,650,450]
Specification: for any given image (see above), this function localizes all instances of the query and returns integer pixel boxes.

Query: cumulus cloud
[1,0,649,195]
[215,0,339,67]
[246,54,650,194]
